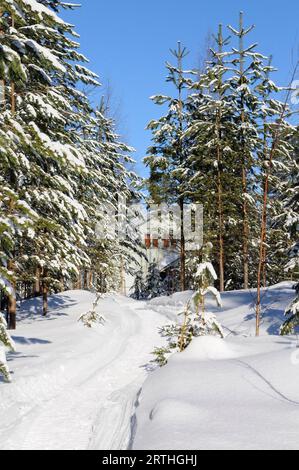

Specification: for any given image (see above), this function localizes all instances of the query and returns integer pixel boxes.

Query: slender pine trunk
[180,198,186,291]
[34,266,41,297]
[42,282,48,316]
[8,270,17,330]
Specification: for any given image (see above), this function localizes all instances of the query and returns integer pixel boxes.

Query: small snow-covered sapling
[153,243,224,366]
[78,293,106,328]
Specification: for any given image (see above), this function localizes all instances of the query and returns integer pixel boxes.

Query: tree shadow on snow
[242,287,293,335]
[17,294,77,321]
[11,336,52,345]
[6,354,39,362]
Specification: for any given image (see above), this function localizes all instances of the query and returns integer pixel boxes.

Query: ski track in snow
[0,294,165,450]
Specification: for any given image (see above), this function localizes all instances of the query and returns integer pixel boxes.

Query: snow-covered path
[1,284,298,450]
[0,292,165,450]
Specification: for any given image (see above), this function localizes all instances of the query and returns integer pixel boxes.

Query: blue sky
[63,0,299,176]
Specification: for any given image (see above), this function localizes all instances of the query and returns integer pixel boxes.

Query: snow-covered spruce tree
[80,98,141,293]
[277,128,299,275]
[0,1,103,321]
[153,243,223,366]
[278,129,299,336]
[0,312,16,382]
[145,262,164,299]
[145,43,195,291]
[255,74,297,335]
[131,269,146,300]
[0,109,38,328]
[186,16,285,292]
[186,24,243,292]
[225,12,269,290]
[281,244,299,335]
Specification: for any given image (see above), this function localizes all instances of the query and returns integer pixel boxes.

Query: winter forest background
[0,0,298,450]
[0,1,297,328]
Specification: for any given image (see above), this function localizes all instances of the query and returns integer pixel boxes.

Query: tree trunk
[180,198,186,291]
[34,266,41,297]
[237,12,250,290]
[11,82,15,114]
[217,180,225,292]
[42,283,48,316]
[8,289,16,330]
[242,167,249,290]
[76,272,82,290]
[83,270,88,289]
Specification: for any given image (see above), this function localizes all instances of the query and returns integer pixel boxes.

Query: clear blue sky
[63,0,299,176]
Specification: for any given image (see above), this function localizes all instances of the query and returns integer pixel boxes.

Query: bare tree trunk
[42,282,48,316]
[83,270,88,289]
[262,237,267,287]
[8,268,17,330]
[242,168,249,290]
[180,198,186,291]
[34,266,41,297]
[217,174,225,292]
[76,272,82,290]
[120,256,126,295]
[256,180,268,336]
[11,81,15,114]
[88,271,93,290]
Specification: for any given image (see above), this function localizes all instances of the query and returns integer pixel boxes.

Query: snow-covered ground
[133,283,299,450]
[1,283,299,450]
[0,291,165,450]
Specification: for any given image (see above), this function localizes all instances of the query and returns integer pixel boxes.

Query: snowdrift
[133,283,299,450]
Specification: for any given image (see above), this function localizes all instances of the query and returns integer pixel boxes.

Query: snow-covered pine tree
[186,24,241,292]
[278,128,299,336]
[0,0,106,322]
[145,43,195,291]
[281,244,299,335]
[278,128,299,276]
[255,68,297,335]
[226,12,266,290]
[145,262,163,299]
[131,269,146,300]
[80,97,141,293]
[0,312,16,382]
[0,103,38,327]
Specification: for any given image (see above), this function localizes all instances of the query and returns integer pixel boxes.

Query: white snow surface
[1,283,299,450]
[0,291,165,450]
[133,283,299,450]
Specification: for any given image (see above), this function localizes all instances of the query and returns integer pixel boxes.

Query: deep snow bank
[133,283,299,450]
